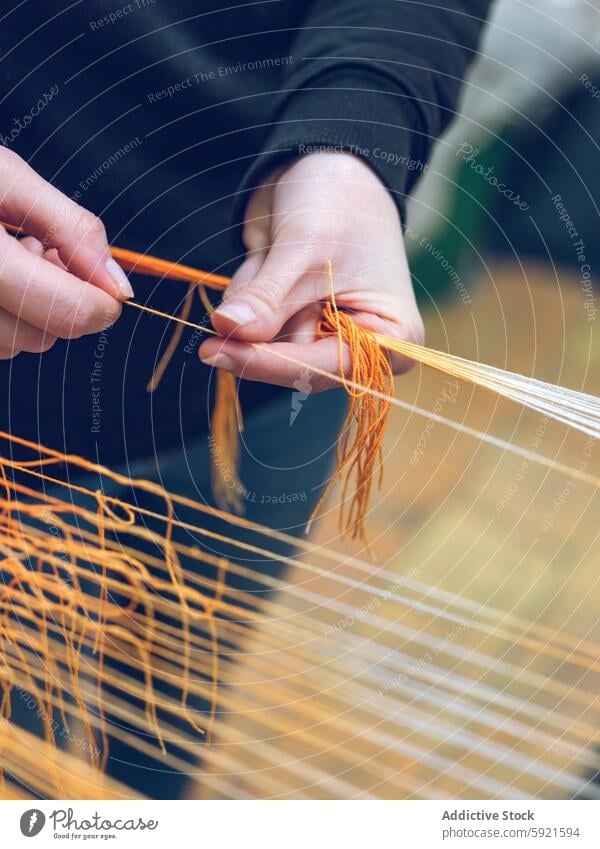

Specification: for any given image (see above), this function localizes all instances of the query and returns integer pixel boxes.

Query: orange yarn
[209,369,245,513]
[0,426,598,799]
[146,280,196,392]
[133,255,393,537]
[2,223,600,801]
[139,277,246,512]
[306,264,393,543]
[3,221,394,538]
[0,221,229,291]
[196,284,246,513]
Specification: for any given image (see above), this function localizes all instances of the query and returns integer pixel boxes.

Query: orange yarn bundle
[195,284,246,513]
[134,253,393,538]
[306,268,393,543]
[209,368,245,514]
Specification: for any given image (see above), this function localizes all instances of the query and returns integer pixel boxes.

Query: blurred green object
[407,131,511,308]
[409,68,600,309]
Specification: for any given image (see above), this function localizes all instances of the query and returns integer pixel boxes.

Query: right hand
[0,147,133,360]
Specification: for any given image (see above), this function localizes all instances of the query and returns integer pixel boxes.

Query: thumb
[212,241,312,343]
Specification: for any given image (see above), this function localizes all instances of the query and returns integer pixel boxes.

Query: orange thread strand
[146,280,196,393]
[1,221,229,292]
[306,262,393,543]
[197,285,246,513]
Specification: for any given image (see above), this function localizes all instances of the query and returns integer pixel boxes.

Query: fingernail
[215,300,257,326]
[201,352,236,371]
[106,257,134,299]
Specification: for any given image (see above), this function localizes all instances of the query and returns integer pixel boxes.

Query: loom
[0,229,598,800]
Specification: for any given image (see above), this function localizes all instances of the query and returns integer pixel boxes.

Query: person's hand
[199,152,424,390]
[0,147,132,359]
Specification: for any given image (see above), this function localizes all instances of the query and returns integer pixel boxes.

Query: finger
[0,228,121,339]
[221,250,266,302]
[20,238,66,272]
[41,247,68,271]
[0,308,56,358]
[212,240,318,343]
[199,336,351,391]
[240,180,273,254]
[275,303,323,344]
[20,236,45,257]
[201,313,418,387]
[0,149,133,300]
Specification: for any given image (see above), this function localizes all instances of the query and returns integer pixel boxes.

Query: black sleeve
[233,0,492,227]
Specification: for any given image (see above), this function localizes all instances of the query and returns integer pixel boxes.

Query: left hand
[199,151,424,391]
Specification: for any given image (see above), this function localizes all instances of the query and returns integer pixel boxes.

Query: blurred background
[409,0,600,301]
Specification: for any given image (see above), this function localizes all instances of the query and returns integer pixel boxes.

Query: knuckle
[242,219,267,252]
[22,328,57,354]
[274,210,322,248]
[251,275,283,306]
[0,346,21,360]
[70,305,98,338]
[0,147,24,175]
[308,374,331,393]
[43,333,58,351]
[101,300,121,329]
[50,295,97,338]
[390,317,425,376]
[273,209,305,239]
[72,209,106,245]
[408,315,425,347]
